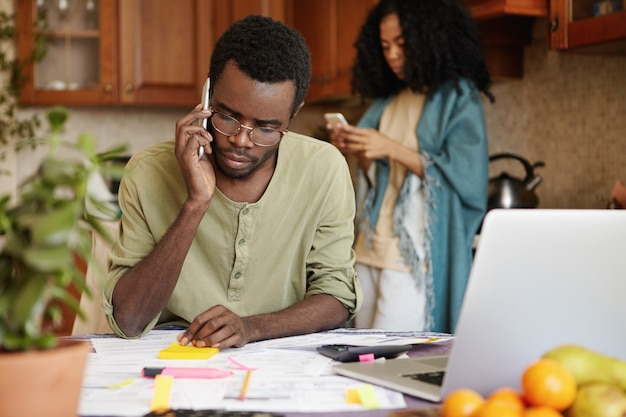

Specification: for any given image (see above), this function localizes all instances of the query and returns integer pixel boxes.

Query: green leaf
[23,245,73,272]
[10,275,47,327]
[16,203,80,245]
[51,287,84,319]
[2,332,25,351]
[77,133,96,158]
[46,106,68,132]
[35,333,58,349]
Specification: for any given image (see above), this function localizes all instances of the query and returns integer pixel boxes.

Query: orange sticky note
[158,342,219,360]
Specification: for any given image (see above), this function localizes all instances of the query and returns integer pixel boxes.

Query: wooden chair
[71,221,119,335]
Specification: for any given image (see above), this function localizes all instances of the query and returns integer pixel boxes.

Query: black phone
[316,344,411,362]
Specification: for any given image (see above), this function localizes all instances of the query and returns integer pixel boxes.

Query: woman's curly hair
[352,0,494,102]
[209,15,312,116]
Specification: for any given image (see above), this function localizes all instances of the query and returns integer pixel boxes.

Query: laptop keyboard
[404,370,446,386]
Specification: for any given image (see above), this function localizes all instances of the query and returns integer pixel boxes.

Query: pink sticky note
[358,353,375,362]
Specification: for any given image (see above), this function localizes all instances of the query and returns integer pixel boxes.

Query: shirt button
[234,271,241,279]
[238,239,245,246]
[242,208,249,215]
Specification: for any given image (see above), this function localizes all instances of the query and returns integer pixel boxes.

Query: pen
[239,370,252,401]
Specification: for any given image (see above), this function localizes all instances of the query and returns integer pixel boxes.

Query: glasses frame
[208,107,289,147]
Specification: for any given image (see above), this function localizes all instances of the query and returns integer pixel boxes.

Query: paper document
[79,329,424,416]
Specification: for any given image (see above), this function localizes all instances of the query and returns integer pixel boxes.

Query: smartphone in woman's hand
[324,112,348,131]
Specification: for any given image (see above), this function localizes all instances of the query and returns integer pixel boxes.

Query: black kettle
[487,153,545,211]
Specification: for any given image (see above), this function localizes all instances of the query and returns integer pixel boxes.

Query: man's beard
[213,145,278,179]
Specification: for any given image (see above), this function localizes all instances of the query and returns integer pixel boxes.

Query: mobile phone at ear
[197,77,210,158]
[324,112,348,131]
[198,77,210,128]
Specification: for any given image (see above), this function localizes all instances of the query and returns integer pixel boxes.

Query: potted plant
[0,9,126,416]
[0,105,126,417]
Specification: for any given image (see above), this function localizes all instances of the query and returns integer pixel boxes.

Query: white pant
[354,263,427,331]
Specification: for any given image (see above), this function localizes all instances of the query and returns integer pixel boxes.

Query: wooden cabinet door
[118,0,212,107]
[291,0,375,101]
[291,0,333,99]
[334,0,375,97]
[16,0,118,106]
[212,0,287,40]
[549,0,626,52]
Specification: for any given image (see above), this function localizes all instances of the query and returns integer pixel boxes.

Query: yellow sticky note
[150,374,174,412]
[158,342,219,360]
[345,385,380,409]
[345,387,361,404]
[356,384,380,410]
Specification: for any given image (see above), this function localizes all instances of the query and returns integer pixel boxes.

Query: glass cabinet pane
[571,0,623,21]
[34,0,100,90]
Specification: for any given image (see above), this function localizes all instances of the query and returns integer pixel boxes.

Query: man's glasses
[209,108,288,147]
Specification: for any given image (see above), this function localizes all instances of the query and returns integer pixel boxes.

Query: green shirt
[103,132,361,337]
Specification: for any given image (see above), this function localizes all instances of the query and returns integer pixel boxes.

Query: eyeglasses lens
[211,112,283,146]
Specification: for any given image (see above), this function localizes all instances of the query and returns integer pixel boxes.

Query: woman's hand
[329,123,425,178]
[329,123,393,160]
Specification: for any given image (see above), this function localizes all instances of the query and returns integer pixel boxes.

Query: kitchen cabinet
[465,0,549,20]
[549,0,626,53]
[120,0,287,106]
[212,0,287,38]
[288,0,377,101]
[464,0,549,78]
[117,0,212,106]
[17,0,290,107]
[16,0,380,106]
[16,0,118,106]
[119,0,287,105]
[17,0,213,107]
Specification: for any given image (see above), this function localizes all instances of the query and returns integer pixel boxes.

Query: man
[103,15,361,348]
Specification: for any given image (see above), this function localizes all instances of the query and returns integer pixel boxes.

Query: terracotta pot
[0,339,90,417]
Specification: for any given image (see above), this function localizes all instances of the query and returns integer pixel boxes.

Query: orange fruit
[523,406,564,417]
[521,358,577,411]
[441,388,485,417]
[488,387,526,411]
[473,398,524,417]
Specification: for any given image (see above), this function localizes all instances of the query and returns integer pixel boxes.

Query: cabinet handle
[103,83,113,94]
[124,83,134,94]
[549,16,559,33]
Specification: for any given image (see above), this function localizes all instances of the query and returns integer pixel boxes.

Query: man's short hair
[209,15,311,116]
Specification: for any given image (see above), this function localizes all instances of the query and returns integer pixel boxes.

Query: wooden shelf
[567,10,626,50]
[465,0,548,20]
[48,30,100,38]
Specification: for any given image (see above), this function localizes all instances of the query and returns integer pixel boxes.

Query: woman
[329,0,494,333]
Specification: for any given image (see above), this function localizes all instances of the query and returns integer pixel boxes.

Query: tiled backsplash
[12,19,626,209]
[481,18,626,209]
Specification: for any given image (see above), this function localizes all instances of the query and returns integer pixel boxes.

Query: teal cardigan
[356,80,488,333]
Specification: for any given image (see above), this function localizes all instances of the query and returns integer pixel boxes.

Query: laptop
[333,209,626,402]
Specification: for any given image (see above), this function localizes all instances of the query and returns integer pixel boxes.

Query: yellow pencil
[239,370,252,401]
